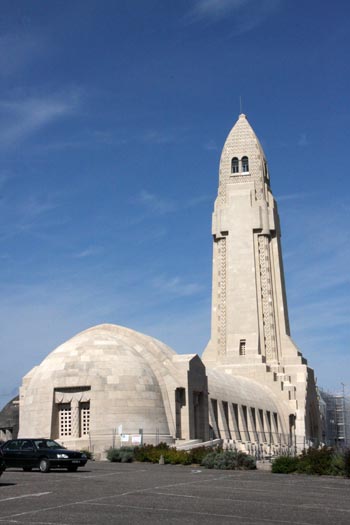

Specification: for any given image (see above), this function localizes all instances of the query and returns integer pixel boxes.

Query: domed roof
[45,323,176,363]
[31,324,184,392]
[0,396,19,437]
[20,324,178,436]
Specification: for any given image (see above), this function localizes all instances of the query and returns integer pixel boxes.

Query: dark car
[0,450,5,477]
[1,438,88,473]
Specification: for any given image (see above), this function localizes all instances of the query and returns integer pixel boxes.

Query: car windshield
[34,439,65,450]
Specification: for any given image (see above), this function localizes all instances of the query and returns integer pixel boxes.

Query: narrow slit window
[251,407,257,431]
[222,401,230,438]
[242,156,249,172]
[232,403,241,440]
[231,157,239,173]
[242,405,250,440]
[239,339,246,355]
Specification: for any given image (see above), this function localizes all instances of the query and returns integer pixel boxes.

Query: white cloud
[0,170,12,190]
[189,0,248,20]
[72,246,102,259]
[135,190,211,217]
[0,90,81,148]
[0,191,61,241]
[277,192,310,202]
[298,133,308,147]
[142,129,175,145]
[152,275,204,297]
[204,139,219,151]
[186,194,212,208]
[187,0,281,34]
[135,190,177,215]
[0,33,46,77]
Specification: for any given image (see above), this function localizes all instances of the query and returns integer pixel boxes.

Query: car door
[2,440,22,467]
[20,440,36,468]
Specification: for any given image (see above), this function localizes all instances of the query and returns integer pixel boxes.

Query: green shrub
[106,447,134,463]
[343,449,350,478]
[80,449,94,460]
[329,452,344,476]
[134,444,193,465]
[188,446,216,465]
[297,447,334,475]
[163,449,192,465]
[237,451,256,470]
[201,450,256,470]
[106,443,256,470]
[134,443,224,466]
[134,444,163,463]
[201,451,217,469]
[272,455,299,474]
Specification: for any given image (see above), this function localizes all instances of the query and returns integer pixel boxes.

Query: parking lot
[1,461,350,524]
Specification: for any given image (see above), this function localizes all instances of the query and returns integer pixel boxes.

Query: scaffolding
[319,388,350,448]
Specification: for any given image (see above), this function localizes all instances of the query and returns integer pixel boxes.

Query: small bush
[237,451,256,470]
[106,447,134,463]
[134,444,164,463]
[80,449,94,460]
[343,449,350,478]
[297,447,334,475]
[201,451,217,469]
[188,446,216,465]
[272,447,350,477]
[201,450,256,470]
[134,444,192,465]
[272,455,299,474]
[164,449,192,465]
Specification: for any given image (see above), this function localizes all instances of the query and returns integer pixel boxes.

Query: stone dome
[19,324,179,441]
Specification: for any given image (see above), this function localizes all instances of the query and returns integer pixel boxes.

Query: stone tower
[203,114,320,445]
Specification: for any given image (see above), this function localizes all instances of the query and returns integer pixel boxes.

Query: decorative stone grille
[80,402,90,436]
[59,403,72,437]
[218,237,226,355]
[258,234,277,362]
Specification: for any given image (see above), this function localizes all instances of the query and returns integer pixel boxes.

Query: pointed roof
[222,113,266,161]
[218,114,268,188]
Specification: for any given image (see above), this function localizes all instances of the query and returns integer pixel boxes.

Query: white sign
[132,434,142,445]
[121,434,129,442]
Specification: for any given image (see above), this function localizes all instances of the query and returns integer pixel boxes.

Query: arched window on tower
[231,157,239,173]
[264,160,269,180]
[242,156,249,173]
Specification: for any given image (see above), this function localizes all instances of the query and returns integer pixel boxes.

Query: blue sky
[0,0,349,405]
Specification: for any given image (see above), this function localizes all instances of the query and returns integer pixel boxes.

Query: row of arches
[231,156,249,174]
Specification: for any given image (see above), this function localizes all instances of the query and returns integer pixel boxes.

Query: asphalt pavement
[0,461,349,524]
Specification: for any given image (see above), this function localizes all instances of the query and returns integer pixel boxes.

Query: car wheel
[39,458,50,473]
[23,467,32,472]
[67,465,78,472]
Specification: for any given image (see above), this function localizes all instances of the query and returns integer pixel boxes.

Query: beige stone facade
[18,114,320,456]
[19,324,209,456]
[203,114,320,446]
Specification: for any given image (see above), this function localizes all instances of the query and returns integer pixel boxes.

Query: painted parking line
[0,492,51,503]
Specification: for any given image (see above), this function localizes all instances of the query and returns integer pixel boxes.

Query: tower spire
[203,114,290,366]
